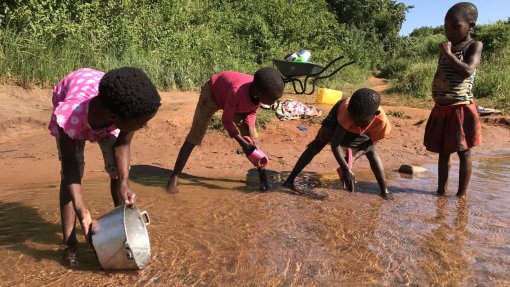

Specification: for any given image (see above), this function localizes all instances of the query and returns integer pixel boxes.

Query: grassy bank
[382,20,510,112]
[0,1,507,111]
[0,0,374,91]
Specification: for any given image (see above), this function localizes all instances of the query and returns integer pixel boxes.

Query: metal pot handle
[141,211,150,226]
[123,240,134,260]
[126,249,134,260]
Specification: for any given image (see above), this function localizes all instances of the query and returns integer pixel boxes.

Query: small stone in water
[398,164,428,175]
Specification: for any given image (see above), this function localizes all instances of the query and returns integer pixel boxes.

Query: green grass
[387,60,436,98]
[0,0,377,91]
[382,54,510,114]
[208,109,277,133]
[1,1,508,112]
[474,55,510,113]
[387,110,412,119]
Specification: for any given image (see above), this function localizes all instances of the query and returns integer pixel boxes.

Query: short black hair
[253,67,284,98]
[98,67,161,118]
[348,88,380,116]
[446,2,478,24]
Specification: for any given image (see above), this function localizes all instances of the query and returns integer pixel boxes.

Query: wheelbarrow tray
[272,56,355,95]
[272,60,324,77]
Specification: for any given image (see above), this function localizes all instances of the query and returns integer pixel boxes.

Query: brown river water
[0,154,509,286]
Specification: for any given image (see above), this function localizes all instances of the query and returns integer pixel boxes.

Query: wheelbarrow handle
[309,56,345,77]
[314,60,356,81]
[303,58,356,95]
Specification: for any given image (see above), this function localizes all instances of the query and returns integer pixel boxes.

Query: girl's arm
[440,41,483,78]
[58,128,92,239]
[330,125,355,192]
[248,125,258,146]
[234,134,256,155]
[113,131,136,206]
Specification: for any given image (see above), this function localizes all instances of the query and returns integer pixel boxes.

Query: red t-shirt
[209,71,259,137]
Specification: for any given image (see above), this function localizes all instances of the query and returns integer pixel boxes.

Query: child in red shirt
[167,67,284,193]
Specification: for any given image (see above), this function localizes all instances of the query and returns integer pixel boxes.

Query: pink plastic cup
[247,149,269,167]
[243,136,269,168]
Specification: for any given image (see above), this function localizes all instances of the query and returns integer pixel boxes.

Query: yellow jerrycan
[316,88,342,105]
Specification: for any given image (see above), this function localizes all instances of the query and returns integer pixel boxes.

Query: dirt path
[1,80,509,185]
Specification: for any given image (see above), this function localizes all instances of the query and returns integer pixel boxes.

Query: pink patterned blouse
[48,68,119,142]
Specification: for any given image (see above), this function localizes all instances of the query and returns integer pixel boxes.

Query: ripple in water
[0,154,509,286]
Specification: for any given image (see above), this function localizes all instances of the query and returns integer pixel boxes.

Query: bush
[209,109,276,133]
[473,20,510,57]
[389,60,436,98]
[0,0,392,90]
[474,46,510,111]
[384,19,510,112]
[378,58,410,78]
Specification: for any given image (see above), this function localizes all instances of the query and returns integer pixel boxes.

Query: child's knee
[107,168,119,180]
[104,152,119,179]
[457,149,471,160]
[59,159,85,180]
[364,145,379,160]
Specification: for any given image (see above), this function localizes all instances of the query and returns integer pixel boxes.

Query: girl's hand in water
[342,169,356,193]
[78,209,93,244]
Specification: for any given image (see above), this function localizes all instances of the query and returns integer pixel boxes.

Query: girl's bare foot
[166,176,180,194]
[456,190,467,197]
[62,246,78,268]
[260,182,271,192]
[380,189,394,200]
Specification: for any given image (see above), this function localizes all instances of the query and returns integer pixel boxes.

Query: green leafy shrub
[389,60,436,98]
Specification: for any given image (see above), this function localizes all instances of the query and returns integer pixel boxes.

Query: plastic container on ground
[316,88,342,105]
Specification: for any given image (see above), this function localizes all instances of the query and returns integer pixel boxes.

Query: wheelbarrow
[272,56,355,95]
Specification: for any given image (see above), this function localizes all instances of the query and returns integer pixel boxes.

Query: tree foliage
[326,0,412,52]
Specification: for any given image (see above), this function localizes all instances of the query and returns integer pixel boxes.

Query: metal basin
[91,205,151,269]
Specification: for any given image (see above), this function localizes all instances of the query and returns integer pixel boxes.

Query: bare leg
[437,152,451,195]
[365,147,391,199]
[167,140,196,193]
[59,181,78,267]
[457,149,472,197]
[60,181,77,246]
[110,179,123,206]
[283,140,327,188]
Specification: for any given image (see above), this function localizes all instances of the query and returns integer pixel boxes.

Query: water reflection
[419,197,470,285]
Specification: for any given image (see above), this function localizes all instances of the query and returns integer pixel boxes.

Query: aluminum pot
[91,205,151,269]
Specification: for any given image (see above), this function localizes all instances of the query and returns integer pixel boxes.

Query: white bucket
[91,205,151,269]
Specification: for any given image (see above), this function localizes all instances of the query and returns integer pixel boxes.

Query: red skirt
[424,102,482,153]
